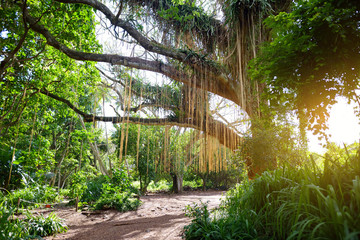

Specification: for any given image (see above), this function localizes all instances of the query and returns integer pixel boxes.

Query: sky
[307,98,360,153]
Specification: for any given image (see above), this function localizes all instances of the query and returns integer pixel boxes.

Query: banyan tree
[1,0,292,185]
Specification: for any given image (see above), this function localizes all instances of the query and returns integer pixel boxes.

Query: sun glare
[308,98,360,153]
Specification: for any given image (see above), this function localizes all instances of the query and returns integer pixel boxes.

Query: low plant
[0,203,27,240]
[79,168,141,212]
[183,180,202,190]
[81,175,107,203]
[24,212,68,237]
[0,201,67,239]
[147,180,172,192]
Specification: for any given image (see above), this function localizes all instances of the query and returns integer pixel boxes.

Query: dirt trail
[46,191,225,240]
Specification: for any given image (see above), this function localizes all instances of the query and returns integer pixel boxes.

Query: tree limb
[129,102,177,113]
[55,0,225,74]
[40,88,242,150]
[23,2,240,104]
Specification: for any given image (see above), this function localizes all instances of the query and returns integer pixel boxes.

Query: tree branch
[55,0,225,74]
[39,88,93,119]
[29,1,240,104]
[129,102,177,113]
[40,88,242,150]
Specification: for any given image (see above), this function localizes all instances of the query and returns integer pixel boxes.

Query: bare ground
[43,190,225,240]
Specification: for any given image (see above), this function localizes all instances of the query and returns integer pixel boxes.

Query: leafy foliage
[80,175,108,203]
[69,171,89,199]
[0,144,24,189]
[250,0,360,135]
[4,185,61,209]
[0,202,67,239]
[0,203,26,240]
[93,190,140,212]
[125,0,224,52]
[78,168,141,211]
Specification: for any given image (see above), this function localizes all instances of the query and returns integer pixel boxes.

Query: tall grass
[184,144,360,239]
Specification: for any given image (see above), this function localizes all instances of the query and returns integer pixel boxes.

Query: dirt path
[46,191,225,240]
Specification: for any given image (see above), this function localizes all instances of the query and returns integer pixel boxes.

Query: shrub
[147,180,172,192]
[81,175,107,203]
[93,191,141,212]
[79,168,141,212]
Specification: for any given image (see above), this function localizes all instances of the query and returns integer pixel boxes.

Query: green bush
[183,180,202,190]
[147,180,172,192]
[81,175,107,203]
[79,168,141,212]
[93,190,140,212]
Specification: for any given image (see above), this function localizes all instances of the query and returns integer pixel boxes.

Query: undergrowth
[0,202,67,239]
[1,184,62,209]
[78,168,141,212]
[184,145,360,239]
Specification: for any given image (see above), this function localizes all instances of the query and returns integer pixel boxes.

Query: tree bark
[171,172,183,193]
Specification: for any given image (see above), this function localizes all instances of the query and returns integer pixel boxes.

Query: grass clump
[25,212,68,237]
[184,202,259,240]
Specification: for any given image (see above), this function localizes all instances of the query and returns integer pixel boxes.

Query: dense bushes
[78,168,141,211]
[184,145,360,239]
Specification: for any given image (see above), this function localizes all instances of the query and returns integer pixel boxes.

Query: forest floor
[43,190,225,240]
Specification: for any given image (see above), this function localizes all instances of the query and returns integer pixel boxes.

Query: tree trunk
[202,174,207,191]
[77,114,109,176]
[171,172,183,193]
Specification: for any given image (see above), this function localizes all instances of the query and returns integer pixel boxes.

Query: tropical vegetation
[1,0,360,239]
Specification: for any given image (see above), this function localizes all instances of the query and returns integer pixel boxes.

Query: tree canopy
[251,0,360,134]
